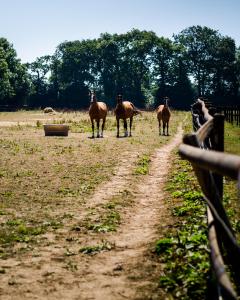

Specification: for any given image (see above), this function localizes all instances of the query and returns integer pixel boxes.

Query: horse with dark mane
[88,91,108,138]
[156,97,171,136]
[114,94,141,137]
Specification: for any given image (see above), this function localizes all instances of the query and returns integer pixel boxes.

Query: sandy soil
[0,126,183,300]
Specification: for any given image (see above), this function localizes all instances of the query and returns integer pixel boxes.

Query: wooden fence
[178,98,240,299]
[219,106,240,126]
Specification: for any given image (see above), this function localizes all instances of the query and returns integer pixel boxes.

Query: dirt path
[0,126,183,300]
[73,126,184,300]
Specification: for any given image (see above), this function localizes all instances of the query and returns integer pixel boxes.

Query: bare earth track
[75,126,184,300]
[0,126,183,300]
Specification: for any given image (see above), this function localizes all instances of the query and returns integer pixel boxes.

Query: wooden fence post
[211,114,225,200]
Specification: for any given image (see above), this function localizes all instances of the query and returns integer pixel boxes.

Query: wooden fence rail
[178,98,240,300]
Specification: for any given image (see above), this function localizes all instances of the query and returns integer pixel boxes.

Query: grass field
[0,110,239,299]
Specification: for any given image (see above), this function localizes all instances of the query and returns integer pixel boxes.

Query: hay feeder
[44,124,69,136]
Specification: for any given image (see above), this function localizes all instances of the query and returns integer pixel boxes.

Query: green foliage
[155,155,210,299]
[155,238,174,254]
[0,38,30,106]
[79,240,113,255]
[223,122,240,241]
[3,25,240,109]
[134,154,151,175]
[86,210,121,233]
[175,25,237,101]
[225,122,240,155]
[0,219,46,246]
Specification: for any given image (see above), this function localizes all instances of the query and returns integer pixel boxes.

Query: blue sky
[1,0,240,63]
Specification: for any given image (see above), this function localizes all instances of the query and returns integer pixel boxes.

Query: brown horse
[114,94,141,137]
[157,97,171,136]
[89,91,108,138]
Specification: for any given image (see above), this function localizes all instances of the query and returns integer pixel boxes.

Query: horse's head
[90,91,97,103]
[117,94,123,103]
[163,97,170,107]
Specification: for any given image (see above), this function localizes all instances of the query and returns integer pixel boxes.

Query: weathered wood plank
[179,144,240,180]
[207,207,237,299]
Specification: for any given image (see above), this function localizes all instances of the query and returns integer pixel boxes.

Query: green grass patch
[79,240,113,255]
[155,154,210,299]
[224,122,240,241]
[0,223,46,245]
[86,210,121,233]
[225,122,240,155]
[156,122,240,299]
[134,154,151,175]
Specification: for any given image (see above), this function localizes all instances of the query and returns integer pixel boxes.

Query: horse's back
[115,101,135,119]
[98,102,107,114]
[157,105,171,122]
[162,106,171,120]
[89,102,107,119]
[157,105,164,119]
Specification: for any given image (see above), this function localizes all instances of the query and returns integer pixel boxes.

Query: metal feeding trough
[43,124,69,136]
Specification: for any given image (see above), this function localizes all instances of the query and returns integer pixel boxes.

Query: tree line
[1,26,240,110]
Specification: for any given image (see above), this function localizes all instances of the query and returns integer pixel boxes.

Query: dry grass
[0,109,189,299]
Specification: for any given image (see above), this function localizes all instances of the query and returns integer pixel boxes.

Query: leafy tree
[174,25,238,105]
[0,38,30,107]
[50,39,97,108]
[169,48,195,109]
[151,37,177,105]
[233,47,240,102]
[26,55,51,107]
[1,27,236,110]
[175,26,221,96]
[210,37,237,102]
[0,46,14,101]
[117,29,157,107]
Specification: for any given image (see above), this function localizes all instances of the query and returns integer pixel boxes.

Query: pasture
[0,109,187,299]
[0,109,239,299]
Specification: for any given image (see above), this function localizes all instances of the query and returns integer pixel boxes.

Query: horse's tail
[133,109,142,116]
[131,103,142,115]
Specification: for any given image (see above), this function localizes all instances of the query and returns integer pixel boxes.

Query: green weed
[134,154,151,175]
[79,240,113,255]
[155,155,210,299]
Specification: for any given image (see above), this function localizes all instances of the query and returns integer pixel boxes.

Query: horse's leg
[101,117,106,138]
[158,119,161,135]
[163,122,166,136]
[91,118,94,138]
[124,119,128,137]
[96,119,100,138]
[129,117,133,137]
[116,118,120,138]
[167,121,169,136]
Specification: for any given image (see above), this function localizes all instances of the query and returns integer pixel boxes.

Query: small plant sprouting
[134,154,151,175]
[79,240,114,255]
